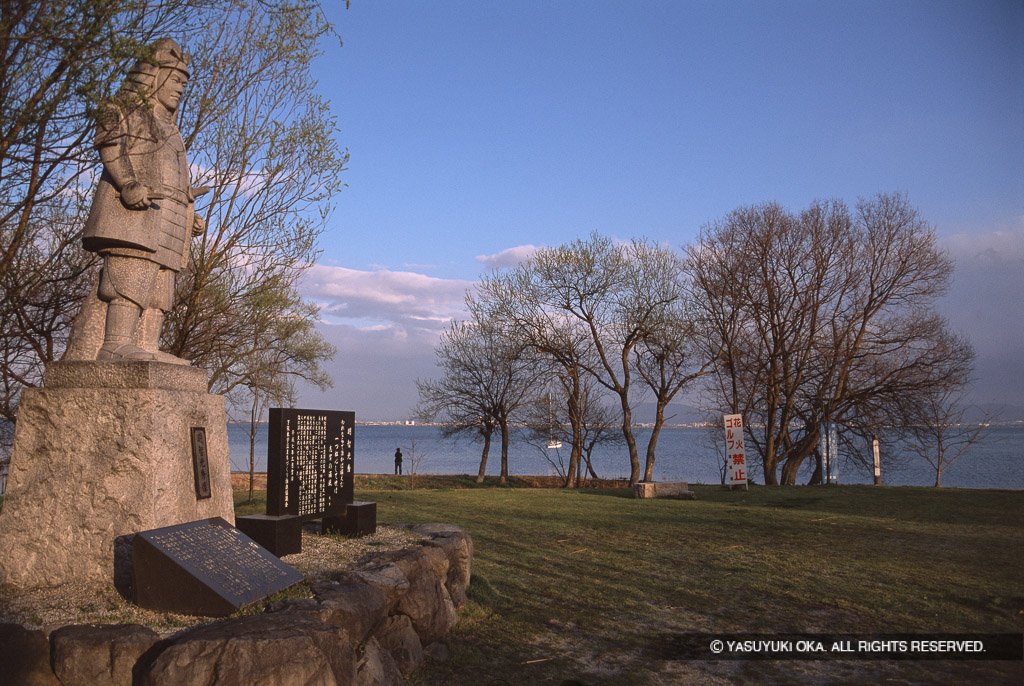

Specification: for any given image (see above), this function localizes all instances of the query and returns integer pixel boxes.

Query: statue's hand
[120,181,152,210]
[192,213,206,237]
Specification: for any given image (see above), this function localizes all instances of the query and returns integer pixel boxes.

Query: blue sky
[293,1,1024,420]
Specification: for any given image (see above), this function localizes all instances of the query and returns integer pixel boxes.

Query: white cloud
[475,244,540,268]
[300,264,474,333]
[293,265,482,417]
[293,321,439,420]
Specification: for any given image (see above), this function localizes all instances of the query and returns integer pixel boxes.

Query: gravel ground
[0,525,421,636]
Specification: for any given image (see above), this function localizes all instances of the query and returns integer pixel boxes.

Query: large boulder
[142,613,353,686]
[353,636,403,686]
[0,623,59,686]
[50,623,159,686]
[338,562,410,614]
[372,614,423,676]
[370,548,457,644]
[271,582,388,644]
[418,532,472,607]
[402,524,473,575]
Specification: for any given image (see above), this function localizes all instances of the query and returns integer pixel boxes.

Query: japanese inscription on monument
[266,408,354,519]
[190,426,211,499]
[133,517,303,616]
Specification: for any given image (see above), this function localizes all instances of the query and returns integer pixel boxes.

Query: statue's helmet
[122,38,191,94]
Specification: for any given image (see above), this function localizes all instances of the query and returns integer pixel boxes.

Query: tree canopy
[690,193,973,485]
[422,196,976,487]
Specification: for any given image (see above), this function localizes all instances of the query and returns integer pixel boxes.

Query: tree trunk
[498,420,509,485]
[761,431,780,485]
[564,392,581,488]
[807,449,822,486]
[248,401,258,501]
[563,444,581,488]
[779,441,817,485]
[776,430,818,485]
[476,429,492,483]
[643,401,667,482]
[248,392,258,503]
[618,391,640,485]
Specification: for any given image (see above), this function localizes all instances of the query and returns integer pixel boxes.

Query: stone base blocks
[0,524,473,686]
[235,513,304,557]
[633,481,696,499]
[324,501,378,537]
[0,361,235,590]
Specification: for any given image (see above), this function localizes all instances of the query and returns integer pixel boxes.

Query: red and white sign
[723,414,747,486]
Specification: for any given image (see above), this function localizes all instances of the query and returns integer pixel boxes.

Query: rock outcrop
[0,523,473,686]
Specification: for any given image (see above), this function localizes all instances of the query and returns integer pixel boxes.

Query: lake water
[228,423,1024,490]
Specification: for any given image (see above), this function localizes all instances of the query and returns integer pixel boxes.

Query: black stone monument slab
[132,517,304,616]
[266,408,354,520]
[323,501,377,537]
[235,513,303,557]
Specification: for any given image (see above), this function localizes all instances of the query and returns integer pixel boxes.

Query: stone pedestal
[0,361,235,590]
[236,514,303,557]
[324,502,377,537]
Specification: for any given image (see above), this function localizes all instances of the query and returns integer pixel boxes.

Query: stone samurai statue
[67,37,206,365]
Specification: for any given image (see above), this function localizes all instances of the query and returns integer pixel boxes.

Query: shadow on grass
[573,488,636,499]
[692,483,1024,527]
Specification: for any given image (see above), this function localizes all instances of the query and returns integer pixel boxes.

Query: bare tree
[477,234,692,485]
[404,438,429,490]
[519,371,623,486]
[416,317,538,484]
[633,297,715,481]
[473,271,595,486]
[691,194,974,485]
[901,386,992,487]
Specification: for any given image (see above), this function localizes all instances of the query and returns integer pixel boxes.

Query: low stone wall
[0,523,472,686]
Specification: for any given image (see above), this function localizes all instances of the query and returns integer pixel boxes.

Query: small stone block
[323,501,377,537]
[236,514,303,557]
[633,481,694,499]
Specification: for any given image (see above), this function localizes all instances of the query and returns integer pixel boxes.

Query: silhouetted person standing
[394,447,403,475]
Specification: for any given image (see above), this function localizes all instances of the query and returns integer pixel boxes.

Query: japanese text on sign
[723,414,747,486]
[266,408,355,519]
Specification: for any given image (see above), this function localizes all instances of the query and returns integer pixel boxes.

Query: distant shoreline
[235,420,1024,429]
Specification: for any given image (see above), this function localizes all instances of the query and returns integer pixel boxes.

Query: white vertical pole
[872,437,881,485]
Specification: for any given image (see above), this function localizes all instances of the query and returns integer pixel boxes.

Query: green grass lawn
[285,480,1022,685]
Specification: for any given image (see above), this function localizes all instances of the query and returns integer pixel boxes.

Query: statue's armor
[82,100,192,272]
